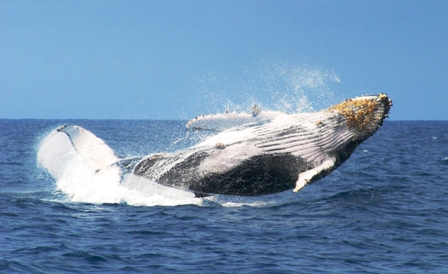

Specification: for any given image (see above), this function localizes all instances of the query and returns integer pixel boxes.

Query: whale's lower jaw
[134,152,311,196]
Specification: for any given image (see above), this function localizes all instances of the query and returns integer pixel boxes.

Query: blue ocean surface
[1,119,447,273]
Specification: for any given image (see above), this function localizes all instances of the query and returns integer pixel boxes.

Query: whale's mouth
[328,94,392,138]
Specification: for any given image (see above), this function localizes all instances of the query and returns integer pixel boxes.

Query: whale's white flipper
[294,158,336,192]
[186,110,287,131]
[56,125,119,171]
[38,125,120,179]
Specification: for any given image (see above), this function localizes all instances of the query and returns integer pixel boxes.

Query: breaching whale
[38,94,392,197]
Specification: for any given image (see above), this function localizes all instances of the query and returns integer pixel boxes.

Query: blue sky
[1,0,447,120]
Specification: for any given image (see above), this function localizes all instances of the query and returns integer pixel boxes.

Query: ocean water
[1,119,448,273]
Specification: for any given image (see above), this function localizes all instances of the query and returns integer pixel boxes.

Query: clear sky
[1,0,447,120]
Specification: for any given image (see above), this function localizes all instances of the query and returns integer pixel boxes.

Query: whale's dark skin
[134,152,307,196]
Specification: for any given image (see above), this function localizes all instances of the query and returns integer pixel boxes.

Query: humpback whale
[38,94,392,196]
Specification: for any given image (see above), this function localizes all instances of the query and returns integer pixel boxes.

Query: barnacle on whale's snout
[328,94,392,137]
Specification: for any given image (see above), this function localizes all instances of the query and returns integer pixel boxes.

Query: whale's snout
[328,93,392,140]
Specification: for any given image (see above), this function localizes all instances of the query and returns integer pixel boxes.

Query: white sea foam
[204,191,301,208]
[49,162,201,207]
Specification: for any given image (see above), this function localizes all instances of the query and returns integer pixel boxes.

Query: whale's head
[328,94,392,143]
[291,94,392,192]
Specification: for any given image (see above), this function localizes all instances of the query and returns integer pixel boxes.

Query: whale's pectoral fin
[185,112,255,131]
[294,158,336,192]
[38,125,121,179]
[185,110,285,131]
[56,125,119,171]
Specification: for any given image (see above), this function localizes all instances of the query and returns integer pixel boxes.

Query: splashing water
[196,62,342,114]
[52,161,201,207]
